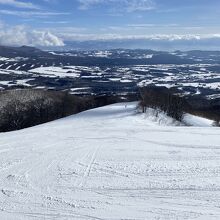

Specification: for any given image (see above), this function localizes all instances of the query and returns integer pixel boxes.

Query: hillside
[0,102,220,219]
[0,46,220,100]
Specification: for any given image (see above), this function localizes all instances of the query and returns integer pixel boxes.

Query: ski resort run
[0,102,219,219]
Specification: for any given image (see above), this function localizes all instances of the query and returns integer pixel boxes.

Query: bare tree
[139,87,188,121]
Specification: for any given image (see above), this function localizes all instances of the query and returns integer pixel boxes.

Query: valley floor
[0,102,220,219]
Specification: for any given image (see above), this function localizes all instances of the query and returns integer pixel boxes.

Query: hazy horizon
[0,0,220,50]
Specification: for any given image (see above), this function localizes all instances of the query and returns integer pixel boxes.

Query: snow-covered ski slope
[0,102,220,220]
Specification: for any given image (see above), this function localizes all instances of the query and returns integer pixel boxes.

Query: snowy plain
[0,102,220,219]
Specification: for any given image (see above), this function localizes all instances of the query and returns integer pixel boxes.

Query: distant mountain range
[0,45,50,58]
[51,38,220,51]
[1,45,220,66]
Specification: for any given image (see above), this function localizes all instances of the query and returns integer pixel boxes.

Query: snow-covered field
[0,102,220,219]
[0,63,220,98]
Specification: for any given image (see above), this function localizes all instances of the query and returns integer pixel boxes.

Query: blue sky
[0,0,220,49]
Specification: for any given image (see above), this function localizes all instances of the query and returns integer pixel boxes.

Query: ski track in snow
[0,102,220,219]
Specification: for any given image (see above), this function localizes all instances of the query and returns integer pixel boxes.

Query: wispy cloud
[78,0,155,12]
[127,23,179,28]
[0,9,69,18]
[42,21,70,24]
[0,0,38,9]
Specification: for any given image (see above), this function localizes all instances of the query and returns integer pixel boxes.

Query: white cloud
[55,32,220,42]
[0,25,65,47]
[78,0,155,12]
[58,33,220,50]
[30,31,65,47]
[0,0,38,9]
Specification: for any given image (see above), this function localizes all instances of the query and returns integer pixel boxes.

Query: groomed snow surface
[0,102,220,220]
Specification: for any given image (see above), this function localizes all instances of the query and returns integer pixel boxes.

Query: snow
[143,108,183,126]
[120,79,133,83]
[0,63,217,98]
[144,54,154,59]
[15,66,21,70]
[91,51,112,58]
[0,81,14,86]
[183,114,214,127]
[28,66,102,79]
[6,65,12,70]
[0,102,220,219]
[15,79,32,87]
[70,87,91,92]
[29,66,81,78]
[0,57,28,62]
[0,57,8,61]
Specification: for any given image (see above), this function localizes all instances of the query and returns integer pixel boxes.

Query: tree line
[139,86,220,125]
[0,89,135,132]
[0,87,219,132]
[139,86,189,121]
